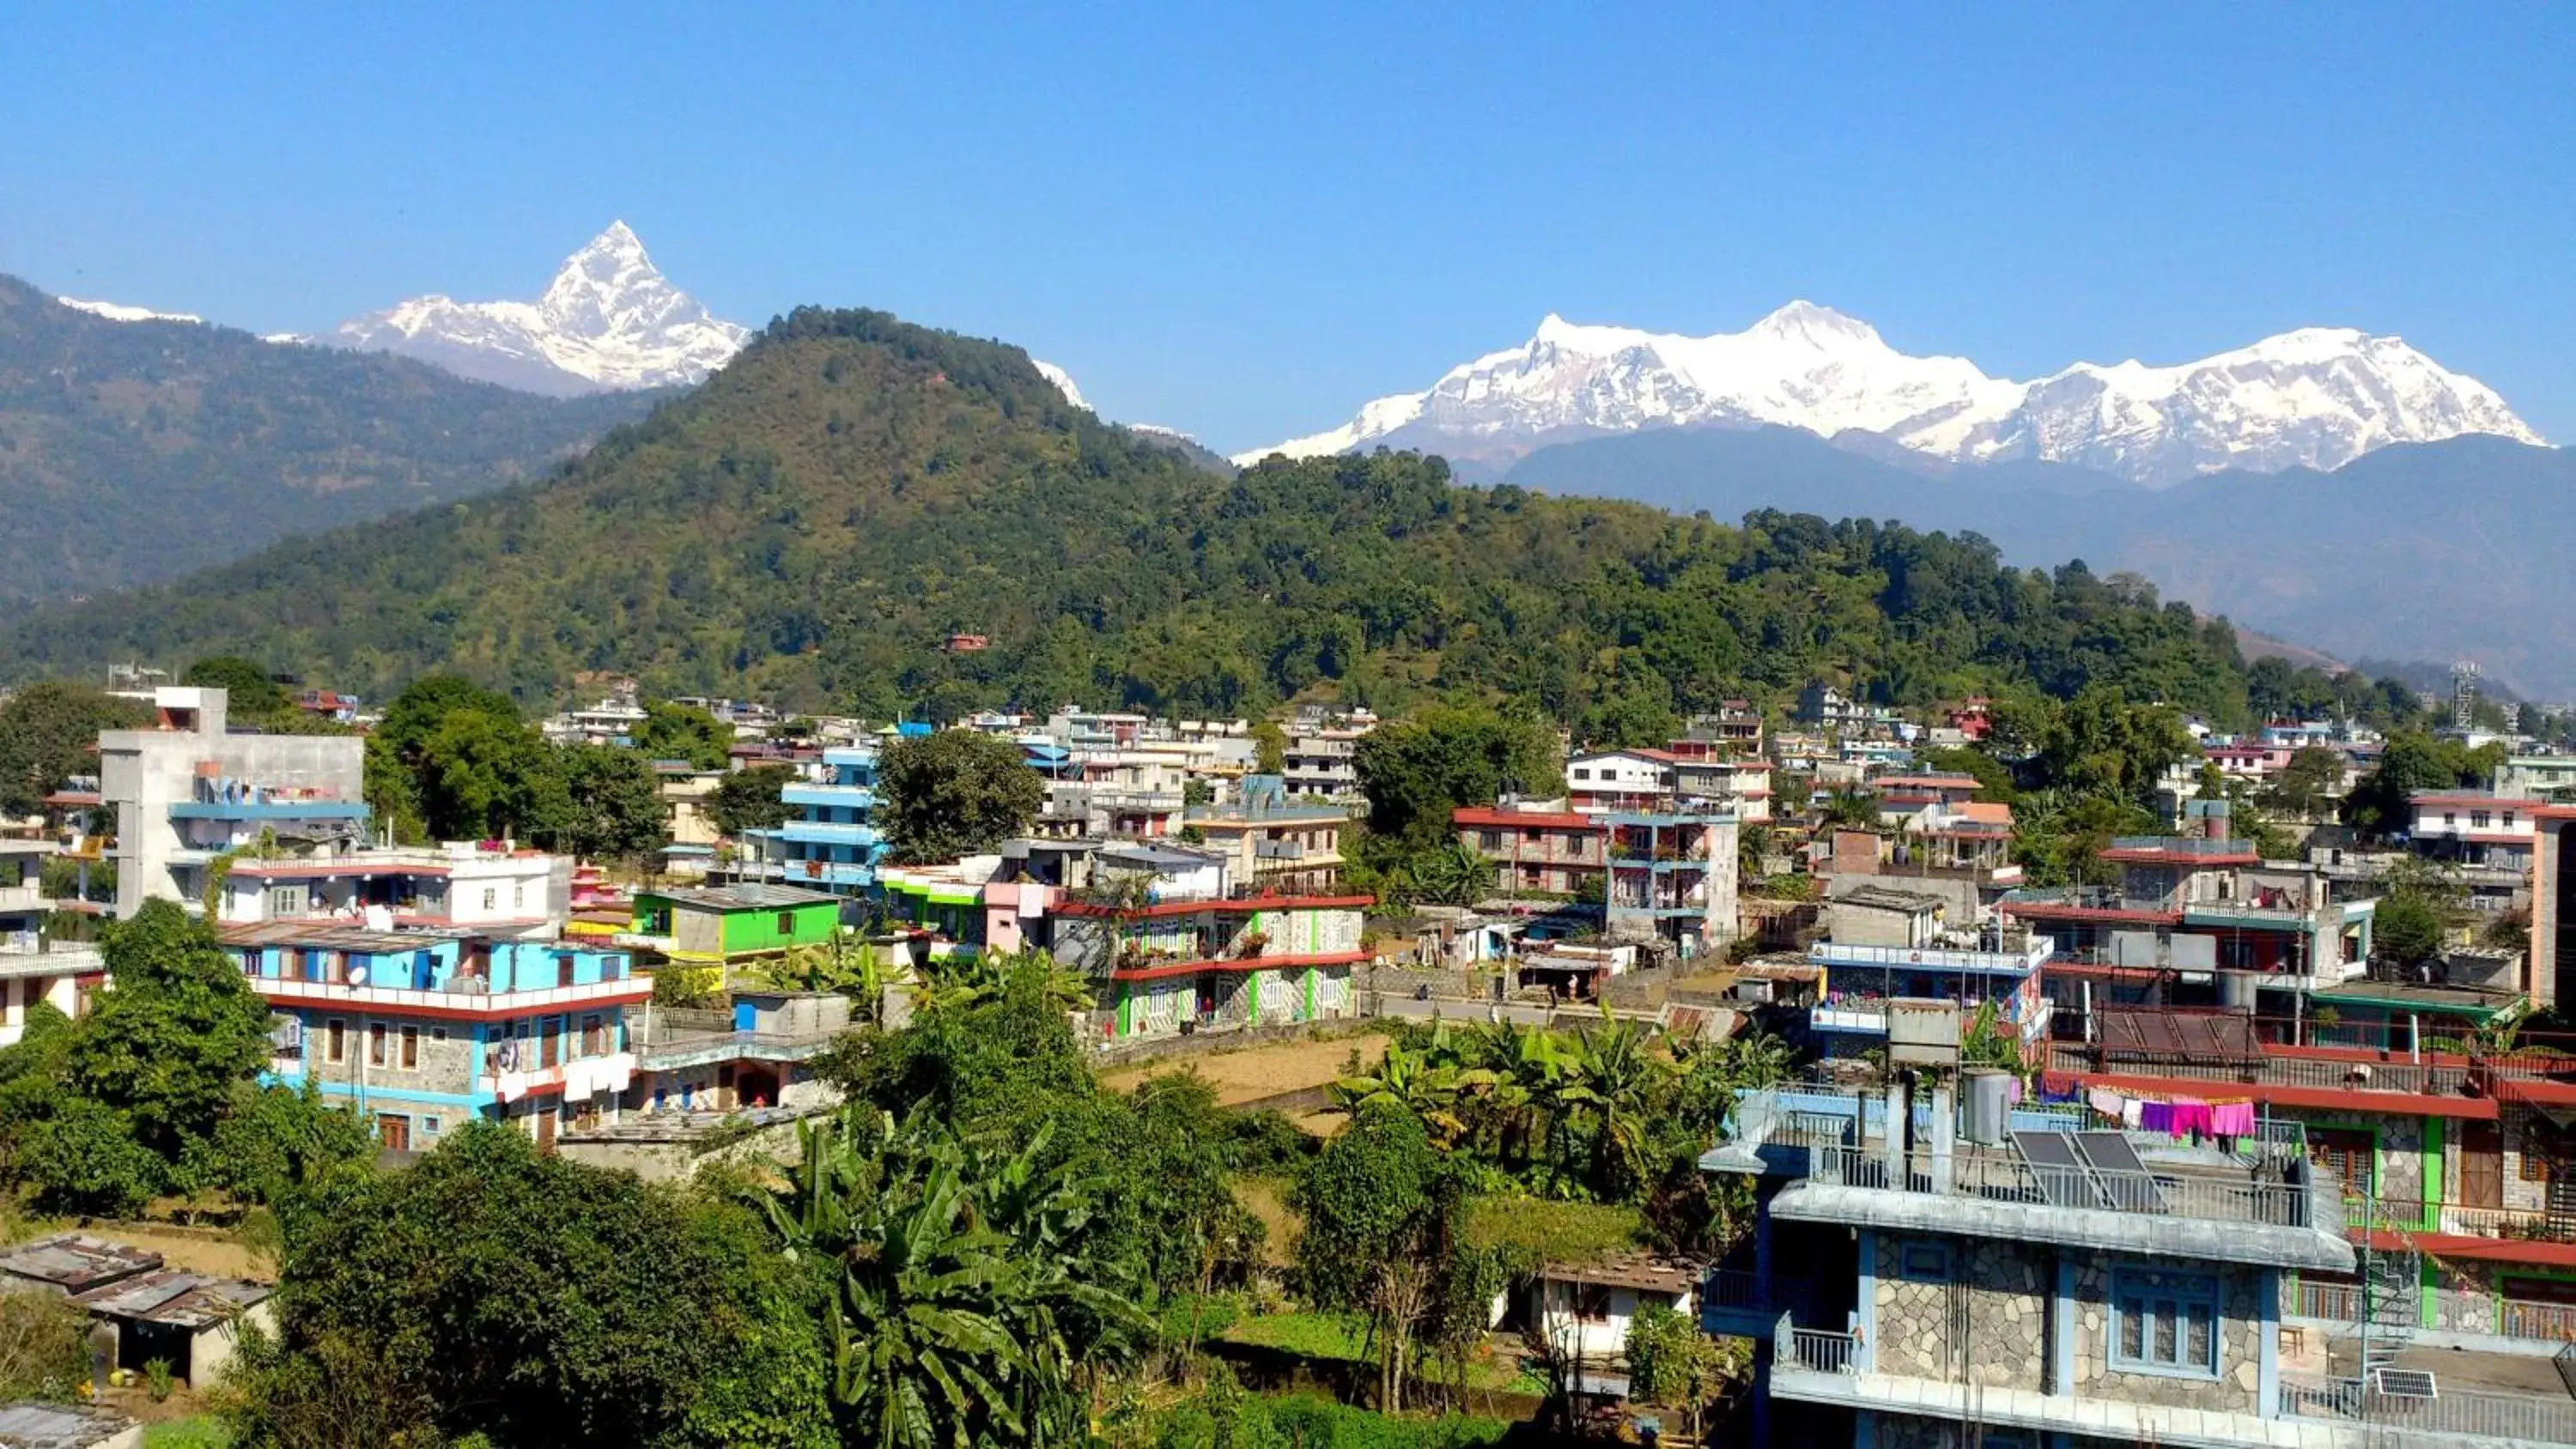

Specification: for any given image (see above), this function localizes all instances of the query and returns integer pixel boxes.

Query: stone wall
[2069,1256,2263,1413]
[1869,1234,2049,1392]
[300,1018,477,1098]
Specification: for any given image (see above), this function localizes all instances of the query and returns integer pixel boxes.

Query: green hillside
[0,273,656,592]
[0,305,2259,728]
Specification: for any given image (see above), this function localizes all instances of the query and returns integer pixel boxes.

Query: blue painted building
[745,746,887,896]
[222,922,647,1150]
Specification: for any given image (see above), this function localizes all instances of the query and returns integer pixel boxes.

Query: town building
[0,839,102,1046]
[1566,749,1684,814]
[2001,813,2378,1033]
[741,745,883,896]
[1806,923,2055,1058]
[1604,807,1739,960]
[1692,1068,2558,1448]
[1184,778,1347,895]
[539,686,647,747]
[1455,802,1607,899]
[97,687,368,919]
[2408,792,2537,912]
[73,1270,275,1389]
[1523,1254,1701,1398]
[623,883,844,985]
[1052,875,1369,1040]
[214,841,568,940]
[227,923,647,1149]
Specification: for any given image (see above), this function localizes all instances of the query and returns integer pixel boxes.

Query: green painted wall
[716,900,841,955]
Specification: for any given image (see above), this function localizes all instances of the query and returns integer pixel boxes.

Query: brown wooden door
[376,1113,410,1152]
[535,1108,556,1152]
[2459,1121,2505,1210]
[2310,1127,2375,1199]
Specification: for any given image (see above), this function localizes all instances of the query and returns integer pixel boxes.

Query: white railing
[1807,1143,2340,1234]
[2283,1377,2576,1442]
[252,974,646,1013]
[1779,1327,1858,1375]
[1808,937,2054,972]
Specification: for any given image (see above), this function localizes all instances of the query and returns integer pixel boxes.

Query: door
[2309,1127,2374,1200]
[377,1113,410,1152]
[2459,1120,2505,1210]
[535,1107,556,1152]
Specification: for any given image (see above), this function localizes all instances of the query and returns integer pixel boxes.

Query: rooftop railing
[1776,1325,1858,1375]
[1804,1141,2341,1234]
[2282,1377,2576,1443]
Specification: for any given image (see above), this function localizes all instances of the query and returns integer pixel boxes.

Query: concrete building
[741,745,884,896]
[1525,1254,1701,1397]
[227,923,646,1148]
[625,883,844,983]
[1184,778,1347,894]
[1053,872,1370,1040]
[1604,809,1739,960]
[1806,926,2056,1058]
[97,687,367,919]
[1279,724,1368,800]
[0,839,104,1046]
[1698,1076,2452,1449]
[71,1270,275,1389]
[215,841,569,940]
[1454,802,1607,898]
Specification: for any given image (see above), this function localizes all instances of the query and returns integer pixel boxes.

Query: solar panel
[2370,1367,2438,1400]
[2073,1131,2165,1211]
[2012,1131,2108,1208]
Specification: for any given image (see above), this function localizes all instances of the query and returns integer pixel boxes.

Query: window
[514,882,527,911]
[1559,1282,1613,1323]
[1572,768,1591,781]
[2444,812,2458,828]
[367,1022,387,1067]
[420,1115,441,1138]
[482,888,498,912]
[581,1014,605,1056]
[325,1019,346,1064]
[2110,1267,2221,1377]
[776,910,795,936]
[399,1026,419,1070]
[2472,810,2493,830]
[430,1027,448,1042]
[1898,1240,1953,1282]
[1524,828,1543,843]
[270,887,301,917]
[2309,1127,2374,1198]
[1479,831,1502,852]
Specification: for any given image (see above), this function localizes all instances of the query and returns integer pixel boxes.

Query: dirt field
[1097,1027,1388,1107]
[9,1222,271,1280]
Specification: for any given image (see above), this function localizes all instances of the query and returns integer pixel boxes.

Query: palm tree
[1410,843,1497,907]
[1327,1037,1497,1145]
[917,947,1094,1016]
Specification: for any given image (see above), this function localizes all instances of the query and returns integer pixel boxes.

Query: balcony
[1809,937,2054,974]
[772,821,881,847]
[1804,1140,2342,1236]
[1809,1001,1889,1034]
[168,797,369,822]
[2283,1375,2576,1444]
[781,783,875,810]
[1777,1326,1858,1375]
[0,937,103,979]
[250,973,649,1016]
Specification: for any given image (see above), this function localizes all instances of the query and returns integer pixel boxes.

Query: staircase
[2357,1223,2420,1384]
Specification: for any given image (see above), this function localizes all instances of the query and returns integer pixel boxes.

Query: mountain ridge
[0,273,659,594]
[1242,304,2541,486]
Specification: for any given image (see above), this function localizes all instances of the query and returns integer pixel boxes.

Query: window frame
[399,1024,420,1070]
[2108,1265,2223,1379]
[1898,1240,1953,1283]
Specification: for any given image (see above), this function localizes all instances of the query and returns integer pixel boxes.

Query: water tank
[1961,1069,2012,1144]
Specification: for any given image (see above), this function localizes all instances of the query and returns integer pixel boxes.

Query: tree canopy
[877,730,1045,864]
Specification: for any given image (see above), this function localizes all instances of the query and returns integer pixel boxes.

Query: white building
[216,841,571,940]
[98,688,368,919]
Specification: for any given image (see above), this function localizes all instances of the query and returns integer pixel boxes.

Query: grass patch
[1232,1174,1302,1266]
[1460,1196,1644,1266]
[1219,1309,1372,1363]
[144,1420,231,1449]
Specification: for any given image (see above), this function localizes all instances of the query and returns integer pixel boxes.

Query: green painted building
[630,882,844,971]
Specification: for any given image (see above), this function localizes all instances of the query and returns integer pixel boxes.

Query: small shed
[0,1234,162,1298]
[69,1270,276,1388]
[1527,1253,1703,1395]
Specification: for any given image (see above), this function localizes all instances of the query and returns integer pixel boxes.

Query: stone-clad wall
[2069,1258,2263,1412]
[1869,1234,2049,1391]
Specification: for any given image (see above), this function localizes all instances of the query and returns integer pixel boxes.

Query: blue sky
[4,3,2569,452]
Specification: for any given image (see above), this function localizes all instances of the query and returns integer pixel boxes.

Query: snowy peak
[57,296,203,325]
[333,222,750,397]
[1239,306,2543,485]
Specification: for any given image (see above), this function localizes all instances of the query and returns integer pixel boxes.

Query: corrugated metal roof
[70,1269,273,1327]
[2095,1008,2258,1062]
[0,1233,162,1291]
[645,882,839,910]
[0,1402,138,1449]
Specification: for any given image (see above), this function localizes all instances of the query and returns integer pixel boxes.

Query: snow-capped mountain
[333,221,750,396]
[1033,361,1090,411]
[57,296,204,324]
[1238,304,2543,486]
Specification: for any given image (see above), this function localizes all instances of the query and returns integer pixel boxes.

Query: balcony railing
[1805,1142,2340,1234]
[1702,1270,1814,1317]
[2283,1377,2576,1443]
[2354,1197,2576,1244]
[1777,1326,1858,1375]
[2502,1298,2576,1343]
[2044,1040,2488,1096]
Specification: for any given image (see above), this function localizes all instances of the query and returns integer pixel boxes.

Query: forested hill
[0,303,2260,730]
[0,274,658,593]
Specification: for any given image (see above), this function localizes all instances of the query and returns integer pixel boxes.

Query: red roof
[1109,948,1372,982]
[2411,793,2525,809]
[1454,806,1598,832]
[1055,894,1375,919]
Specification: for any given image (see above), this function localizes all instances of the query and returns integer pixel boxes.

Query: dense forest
[0,274,656,592]
[3,304,2260,730]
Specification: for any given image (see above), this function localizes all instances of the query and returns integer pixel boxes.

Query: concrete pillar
[1881,1078,1908,1185]
[1928,1076,1956,1194]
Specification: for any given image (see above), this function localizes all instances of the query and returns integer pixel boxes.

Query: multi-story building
[1279,726,1366,800]
[1694,1070,2558,1448]
[1671,701,1765,757]
[0,837,101,1046]
[625,883,844,985]
[2046,1005,2576,1391]
[2492,753,2576,803]
[2409,792,2537,912]
[1053,876,1370,1040]
[2002,824,2378,1031]
[1455,803,1607,898]
[1806,927,2055,1058]
[1566,749,1683,814]
[742,745,883,895]
[540,687,647,747]
[1186,779,1347,895]
[1869,772,1984,820]
[228,922,645,1149]
[1605,808,1738,959]
[98,688,368,919]
[214,841,568,940]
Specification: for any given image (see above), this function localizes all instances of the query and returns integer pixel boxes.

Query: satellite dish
[347,964,368,986]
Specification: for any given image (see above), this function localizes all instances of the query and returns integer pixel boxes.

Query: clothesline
[2083,1084,2259,1140]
